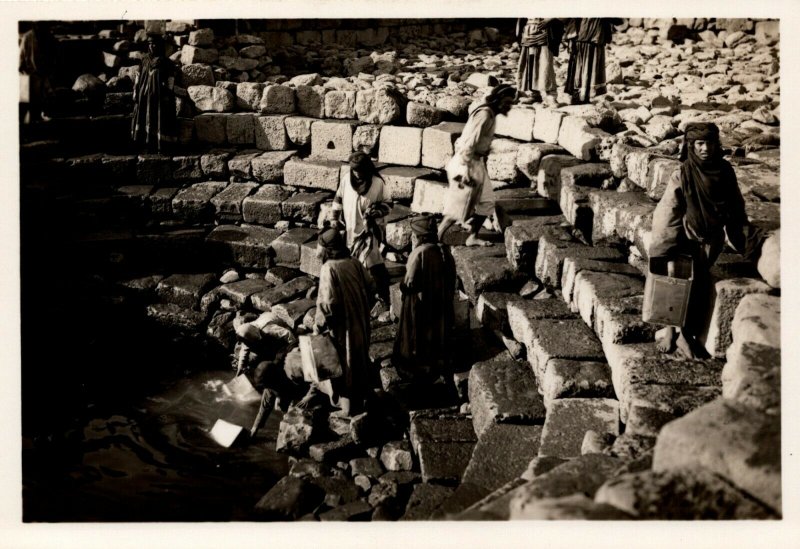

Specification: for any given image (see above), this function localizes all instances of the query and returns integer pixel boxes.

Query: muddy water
[23,369,289,522]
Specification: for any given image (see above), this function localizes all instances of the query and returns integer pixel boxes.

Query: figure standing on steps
[331,152,392,307]
[649,122,764,359]
[438,84,517,247]
[515,18,563,102]
[564,18,622,104]
[19,22,57,123]
[393,215,457,383]
[131,34,177,153]
[297,228,375,416]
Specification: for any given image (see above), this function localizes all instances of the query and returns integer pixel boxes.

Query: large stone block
[254,115,290,151]
[757,230,780,288]
[295,85,326,118]
[187,85,234,112]
[136,154,172,186]
[172,181,228,221]
[379,166,440,201]
[560,258,641,306]
[519,318,606,382]
[571,271,644,330]
[284,116,316,147]
[251,150,297,183]
[705,278,773,358]
[508,454,624,518]
[534,232,624,288]
[557,116,610,160]
[516,143,565,181]
[181,45,219,65]
[532,106,565,143]
[653,398,781,513]
[324,90,357,119]
[421,122,464,170]
[486,138,521,182]
[195,113,228,144]
[468,352,546,438]
[242,185,293,225]
[722,341,780,416]
[494,106,535,141]
[593,294,657,347]
[595,468,775,519]
[282,192,329,223]
[252,276,315,312]
[451,245,525,300]
[260,84,295,114]
[210,181,259,220]
[227,152,260,179]
[310,120,358,162]
[156,273,216,310]
[283,158,342,192]
[226,113,255,144]
[539,398,620,459]
[537,154,583,200]
[541,359,614,408]
[589,190,654,244]
[626,384,721,437]
[299,240,322,277]
[206,224,280,269]
[218,278,273,306]
[460,423,543,492]
[235,82,264,111]
[172,155,203,182]
[506,299,574,352]
[503,218,563,273]
[355,87,402,124]
[409,412,477,484]
[270,227,319,268]
[406,102,447,128]
[181,63,215,87]
[410,178,448,214]
[378,126,423,167]
[352,124,381,155]
[731,293,780,350]
[644,157,680,201]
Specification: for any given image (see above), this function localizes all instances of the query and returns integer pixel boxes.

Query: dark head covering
[679,122,735,240]
[410,215,438,244]
[485,84,518,108]
[348,151,380,195]
[318,226,350,261]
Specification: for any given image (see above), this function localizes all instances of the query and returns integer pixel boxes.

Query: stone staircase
[20,18,781,521]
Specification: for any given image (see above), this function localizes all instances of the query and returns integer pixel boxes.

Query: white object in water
[222,375,262,403]
[209,419,245,448]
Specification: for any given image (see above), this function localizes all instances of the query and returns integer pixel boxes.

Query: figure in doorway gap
[131,34,177,153]
[564,18,622,104]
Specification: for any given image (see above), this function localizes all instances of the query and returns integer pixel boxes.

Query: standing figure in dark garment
[564,18,622,103]
[19,22,57,123]
[515,18,564,101]
[298,228,375,416]
[394,215,457,382]
[649,122,764,358]
[131,34,177,153]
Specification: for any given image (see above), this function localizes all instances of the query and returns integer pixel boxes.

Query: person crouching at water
[393,215,457,383]
[296,228,375,416]
[650,122,763,359]
[331,152,391,306]
[438,84,517,247]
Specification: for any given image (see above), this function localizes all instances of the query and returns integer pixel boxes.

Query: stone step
[653,398,781,514]
[467,351,546,438]
[705,278,774,358]
[535,232,625,289]
[503,218,564,274]
[538,398,620,459]
[206,224,281,269]
[408,410,477,485]
[594,467,775,519]
[155,272,217,310]
[451,244,526,301]
[459,423,543,493]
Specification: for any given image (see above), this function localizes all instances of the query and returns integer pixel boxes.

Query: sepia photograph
[9,0,793,545]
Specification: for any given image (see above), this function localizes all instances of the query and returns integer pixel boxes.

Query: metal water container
[642,255,694,327]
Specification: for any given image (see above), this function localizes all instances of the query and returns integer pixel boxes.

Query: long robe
[516,18,559,95]
[131,54,177,151]
[444,105,497,222]
[335,168,387,269]
[393,241,457,380]
[315,257,373,403]
[565,18,621,103]
[649,164,761,344]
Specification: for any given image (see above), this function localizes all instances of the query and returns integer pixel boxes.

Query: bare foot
[465,235,493,247]
[655,326,676,353]
[675,332,710,360]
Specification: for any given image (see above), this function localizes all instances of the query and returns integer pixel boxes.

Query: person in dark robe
[297,228,375,416]
[564,18,622,103]
[649,122,764,358]
[393,215,457,382]
[19,22,57,123]
[331,152,392,306]
[131,34,177,153]
[515,18,563,101]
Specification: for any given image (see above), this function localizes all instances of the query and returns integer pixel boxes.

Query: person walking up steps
[438,84,517,247]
